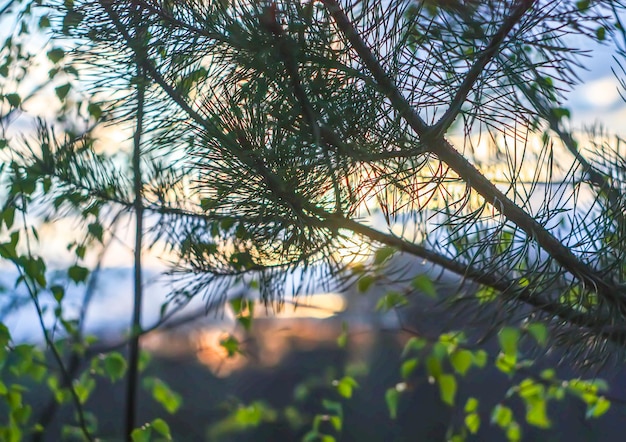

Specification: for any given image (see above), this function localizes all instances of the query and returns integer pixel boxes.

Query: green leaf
[235,402,266,426]
[55,83,71,101]
[596,26,606,41]
[0,323,10,347]
[576,0,590,11]
[551,107,570,120]
[518,379,544,401]
[411,274,437,298]
[74,373,95,404]
[401,358,418,380]
[88,222,104,242]
[5,93,21,107]
[75,245,86,259]
[47,48,65,63]
[103,352,127,382]
[495,353,516,375]
[23,256,47,287]
[220,217,235,230]
[426,355,442,379]
[476,286,497,303]
[498,327,519,357]
[357,275,375,293]
[131,426,151,442]
[201,198,218,211]
[229,297,247,314]
[526,323,547,347]
[68,265,89,283]
[327,415,341,432]
[506,422,522,441]
[51,285,65,302]
[151,418,172,439]
[3,205,15,228]
[402,336,426,357]
[525,397,551,428]
[219,335,240,357]
[373,246,395,264]
[375,291,408,312]
[144,377,182,414]
[587,396,610,418]
[438,374,457,406]
[385,387,399,419]
[62,10,84,34]
[87,102,102,119]
[464,397,478,413]
[464,412,480,434]
[491,404,513,428]
[39,15,51,29]
[450,349,473,376]
[336,376,358,399]
[302,431,319,442]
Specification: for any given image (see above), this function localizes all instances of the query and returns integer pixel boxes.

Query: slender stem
[25,274,94,442]
[2,206,93,441]
[124,53,146,442]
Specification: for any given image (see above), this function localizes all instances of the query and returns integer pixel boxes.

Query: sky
[565,34,626,134]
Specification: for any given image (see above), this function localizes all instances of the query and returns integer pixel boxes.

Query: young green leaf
[151,418,172,440]
[524,397,551,429]
[68,265,89,283]
[335,376,358,399]
[55,83,71,101]
[401,358,418,380]
[464,397,479,413]
[385,387,399,419]
[357,275,375,293]
[47,48,65,63]
[103,352,127,382]
[450,349,473,376]
[411,274,437,298]
[375,291,408,311]
[131,426,151,442]
[587,396,611,419]
[438,374,457,406]
[143,377,182,414]
[373,246,396,264]
[219,335,240,357]
[51,285,65,302]
[526,323,548,347]
[491,404,513,428]
[465,412,480,434]
[402,336,426,357]
[498,327,519,357]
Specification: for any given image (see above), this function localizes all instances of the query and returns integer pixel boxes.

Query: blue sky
[566,35,626,134]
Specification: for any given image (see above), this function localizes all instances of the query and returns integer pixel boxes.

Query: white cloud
[579,77,622,108]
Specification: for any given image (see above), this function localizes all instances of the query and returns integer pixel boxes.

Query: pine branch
[94,0,626,347]
[321,0,622,313]
[432,0,535,135]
